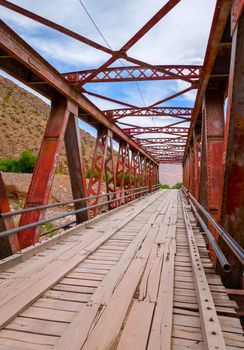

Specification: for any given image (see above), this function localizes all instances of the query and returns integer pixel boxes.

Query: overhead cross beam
[104,107,193,119]
[63,65,202,84]
[123,126,189,136]
[137,137,187,145]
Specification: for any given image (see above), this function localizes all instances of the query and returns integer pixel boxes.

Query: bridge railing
[0,184,160,242]
[182,186,244,269]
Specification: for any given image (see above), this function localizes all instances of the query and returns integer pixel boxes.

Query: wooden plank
[61,277,100,287]
[147,192,177,350]
[0,191,163,328]
[0,329,57,349]
[34,298,83,312]
[21,306,76,323]
[52,284,95,294]
[5,317,67,337]
[53,192,171,350]
[116,301,154,350]
[44,290,91,303]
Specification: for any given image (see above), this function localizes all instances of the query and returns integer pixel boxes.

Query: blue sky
[0,0,217,139]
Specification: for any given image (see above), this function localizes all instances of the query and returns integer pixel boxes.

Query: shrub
[18,150,37,173]
[159,183,171,189]
[0,150,37,173]
[86,168,100,179]
[116,172,133,187]
[173,182,182,189]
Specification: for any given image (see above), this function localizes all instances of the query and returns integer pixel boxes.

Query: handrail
[1,186,152,218]
[0,185,160,239]
[188,197,230,272]
[182,186,244,266]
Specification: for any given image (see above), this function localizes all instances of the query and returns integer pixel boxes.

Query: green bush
[159,183,171,189]
[0,150,37,173]
[173,182,182,189]
[116,172,133,187]
[86,168,100,179]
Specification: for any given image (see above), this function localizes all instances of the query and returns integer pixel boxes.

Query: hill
[0,74,182,185]
[0,75,96,173]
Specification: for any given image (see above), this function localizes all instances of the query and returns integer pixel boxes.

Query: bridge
[0,0,243,349]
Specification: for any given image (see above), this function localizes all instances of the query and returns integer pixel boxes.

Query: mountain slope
[0,75,96,173]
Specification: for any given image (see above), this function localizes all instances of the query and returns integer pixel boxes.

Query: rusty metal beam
[219,7,244,288]
[18,95,70,248]
[63,65,201,84]
[138,137,187,145]
[123,126,189,136]
[0,173,20,258]
[64,111,88,224]
[80,0,183,85]
[184,0,232,162]
[104,107,192,119]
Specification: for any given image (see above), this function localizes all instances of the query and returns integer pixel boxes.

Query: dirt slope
[0,75,96,172]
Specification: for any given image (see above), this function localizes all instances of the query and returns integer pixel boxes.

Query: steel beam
[138,137,187,145]
[0,173,20,258]
[104,107,192,119]
[202,88,225,219]
[124,126,189,136]
[63,65,201,84]
[184,0,232,161]
[18,95,69,248]
[64,109,88,223]
[87,128,110,216]
[219,9,244,288]
[116,142,131,205]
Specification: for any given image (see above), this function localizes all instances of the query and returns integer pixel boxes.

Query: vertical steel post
[199,110,208,209]
[87,127,109,216]
[116,141,127,205]
[0,173,20,257]
[104,131,116,209]
[199,88,225,263]
[203,88,225,220]
[64,105,88,224]
[193,130,201,200]
[18,95,69,248]
[189,146,194,194]
[219,8,244,288]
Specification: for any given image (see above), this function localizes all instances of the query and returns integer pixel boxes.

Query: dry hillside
[0,75,96,173]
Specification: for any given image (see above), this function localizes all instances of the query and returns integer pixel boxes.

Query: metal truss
[63,65,201,84]
[123,126,189,136]
[137,137,187,145]
[104,107,193,119]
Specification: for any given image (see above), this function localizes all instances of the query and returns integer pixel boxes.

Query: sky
[0,0,217,139]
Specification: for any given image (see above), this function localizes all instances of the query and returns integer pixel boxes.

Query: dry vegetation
[0,75,96,172]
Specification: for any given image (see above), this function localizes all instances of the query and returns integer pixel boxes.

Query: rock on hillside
[0,75,96,173]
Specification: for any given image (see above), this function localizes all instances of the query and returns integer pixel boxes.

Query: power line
[77,0,149,111]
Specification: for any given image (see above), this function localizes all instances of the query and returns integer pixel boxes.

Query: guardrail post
[0,173,20,257]
[18,94,69,249]
[219,6,244,288]
[64,105,88,223]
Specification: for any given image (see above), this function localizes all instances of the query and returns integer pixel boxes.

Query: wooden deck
[0,190,243,350]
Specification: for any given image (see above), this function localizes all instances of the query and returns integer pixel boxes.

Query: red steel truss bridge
[0,1,244,349]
